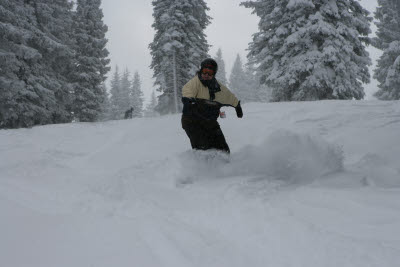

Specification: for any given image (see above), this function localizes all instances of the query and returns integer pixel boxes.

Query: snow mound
[174,130,344,186]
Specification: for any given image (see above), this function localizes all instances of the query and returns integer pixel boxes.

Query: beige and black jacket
[182,75,239,106]
[181,75,239,120]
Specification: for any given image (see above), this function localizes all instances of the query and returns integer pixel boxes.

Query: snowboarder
[181,58,243,154]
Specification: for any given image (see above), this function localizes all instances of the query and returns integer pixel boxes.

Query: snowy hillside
[1,100,400,267]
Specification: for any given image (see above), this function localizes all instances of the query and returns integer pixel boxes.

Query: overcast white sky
[101,0,380,102]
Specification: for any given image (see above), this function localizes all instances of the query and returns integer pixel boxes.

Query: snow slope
[1,100,399,267]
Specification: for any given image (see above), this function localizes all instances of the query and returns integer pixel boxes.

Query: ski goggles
[201,68,215,76]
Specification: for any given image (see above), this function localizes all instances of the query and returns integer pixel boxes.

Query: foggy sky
[101,0,379,102]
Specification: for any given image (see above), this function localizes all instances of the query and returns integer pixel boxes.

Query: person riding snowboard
[181,58,243,154]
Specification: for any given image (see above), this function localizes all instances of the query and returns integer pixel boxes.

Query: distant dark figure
[124,107,134,119]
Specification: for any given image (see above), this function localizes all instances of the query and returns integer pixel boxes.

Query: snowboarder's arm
[182,78,198,98]
[216,85,239,107]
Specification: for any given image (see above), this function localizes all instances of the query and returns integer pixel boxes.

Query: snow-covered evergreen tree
[0,0,74,128]
[241,0,372,101]
[244,65,263,102]
[149,0,211,114]
[373,0,400,100]
[130,71,144,117]
[119,68,132,114]
[98,83,111,121]
[229,54,258,102]
[109,67,140,119]
[32,0,75,123]
[215,48,228,85]
[72,0,110,122]
[109,66,122,119]
[229,54,248,100]
[0,0,36,128]
[144,90,159,117]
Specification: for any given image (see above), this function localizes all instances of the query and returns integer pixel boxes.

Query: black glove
[235,101,243,118]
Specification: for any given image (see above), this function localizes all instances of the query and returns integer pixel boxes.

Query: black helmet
[200,58,218,74]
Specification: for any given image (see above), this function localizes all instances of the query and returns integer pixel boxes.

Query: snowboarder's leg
[181,116,209,150]
[182,116,230,154]
[206,121,230,154]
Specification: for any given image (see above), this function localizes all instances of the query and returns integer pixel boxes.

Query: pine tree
[98,83,111,121]
[72,0,110,122]
[229,54,248,100]
[0,0,74,128]
[31,0,75,123]
[149,0,211,114]
[119,68,132,114]
[215,48,228,85]
[0,0,36,128]
[241,0,372,101]
[228,54,259,102]
[130,71,144,117]
[109,66,122,119]
[244,65,262,102]
[373,0,400,100]
[145,90,159,117]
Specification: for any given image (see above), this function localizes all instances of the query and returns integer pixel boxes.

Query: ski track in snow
[1,100,400,267]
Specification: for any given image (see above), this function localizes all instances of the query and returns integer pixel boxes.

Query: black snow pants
[181,115,230,154]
